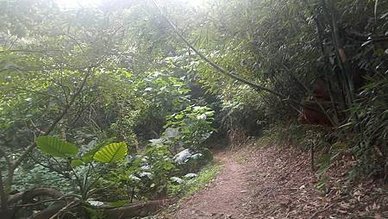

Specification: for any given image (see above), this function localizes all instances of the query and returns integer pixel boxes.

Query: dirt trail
[165,146,311,219]
[173,150,252,218]
[162,144,388,219]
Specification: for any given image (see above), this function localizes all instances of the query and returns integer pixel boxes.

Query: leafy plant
[164,105,215,151]
[93,142,128,163]
[31,136,129,217]
[100,144,176,202]
[168,163,220,197]
[36,136,79,158]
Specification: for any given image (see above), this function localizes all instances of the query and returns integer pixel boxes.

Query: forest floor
[158,142,388,219]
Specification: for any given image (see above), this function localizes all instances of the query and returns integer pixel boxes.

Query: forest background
[0,0,387,218]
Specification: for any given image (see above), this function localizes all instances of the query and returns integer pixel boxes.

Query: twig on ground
[308,203,335,219]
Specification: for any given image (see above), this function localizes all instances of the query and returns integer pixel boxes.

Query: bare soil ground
[159,143,388,219]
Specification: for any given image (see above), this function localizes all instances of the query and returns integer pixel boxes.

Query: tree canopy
[0,0,387,218]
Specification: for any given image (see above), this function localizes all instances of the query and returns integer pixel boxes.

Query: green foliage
[164,105,215,150]
[0,1,214,218]
[144,145,176,195]
[131,71,191,139]
[93,142,128,163]
[100,144,176,201]
[178,148,213,174]
[257,122,310,148]
[2,0,387,218]
[347,75,388,176]
[168,163,220,197]
[36,136,79,158]
[34,136,129,204]
[179,0,388,178]
[12,164,73,193]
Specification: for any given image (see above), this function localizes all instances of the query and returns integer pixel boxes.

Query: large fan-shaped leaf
[36,136,79,158]
[93,142,128,163]
[80,138,117,163]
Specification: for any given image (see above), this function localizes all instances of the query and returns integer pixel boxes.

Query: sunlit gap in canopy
[55,0,209,10]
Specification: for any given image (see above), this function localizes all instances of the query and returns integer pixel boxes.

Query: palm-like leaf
[93,142,128,163]
[36,136,79,158]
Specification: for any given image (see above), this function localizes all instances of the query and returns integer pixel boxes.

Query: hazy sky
[55,0,207,9]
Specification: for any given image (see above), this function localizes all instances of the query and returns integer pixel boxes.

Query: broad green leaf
[81,138,117,163]
[36,136,79,158]
[93,142,128,163]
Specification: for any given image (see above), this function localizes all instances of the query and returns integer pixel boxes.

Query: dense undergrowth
[0,0,387,218]
[168,163,220,198]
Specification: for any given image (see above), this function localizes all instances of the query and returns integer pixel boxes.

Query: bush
[163,105,215,151]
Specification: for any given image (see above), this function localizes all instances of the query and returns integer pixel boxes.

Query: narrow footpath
[162,143,388,219]
[173,149,251,218]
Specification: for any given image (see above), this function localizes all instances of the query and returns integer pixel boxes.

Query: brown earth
[158,143,388,219]
[172,149,251,219]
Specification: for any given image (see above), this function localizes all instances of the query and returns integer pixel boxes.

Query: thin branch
[28,154,71,180]
[54,79,71,105]
[0,68,92,206]
[67,96,98,130]
[10,67,94,178]
[49,200,79,219]
[29,120,45,135]
[151,0,303,106]
[63,34,87,55]
[309,203,335,219]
